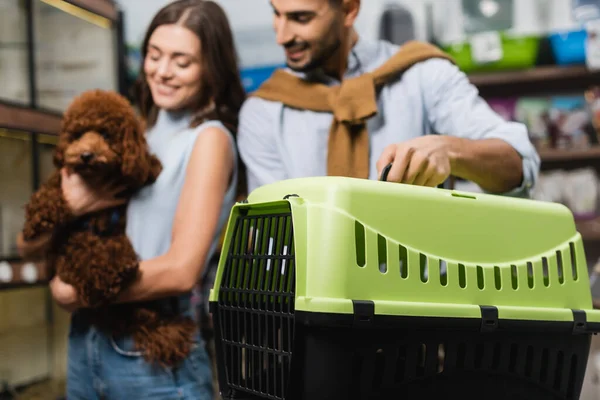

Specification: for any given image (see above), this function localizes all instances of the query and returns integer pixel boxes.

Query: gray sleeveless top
[126,109,238,317]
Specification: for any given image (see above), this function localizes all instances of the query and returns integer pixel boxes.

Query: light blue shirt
[125,109,238,314]
[238,38,540,197]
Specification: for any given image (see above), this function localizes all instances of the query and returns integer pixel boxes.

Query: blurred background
[3,0,600,398]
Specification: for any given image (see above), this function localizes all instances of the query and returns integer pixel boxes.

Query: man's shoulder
[239,94,282,127]
[359,38,400,71]
[381,44,462,90]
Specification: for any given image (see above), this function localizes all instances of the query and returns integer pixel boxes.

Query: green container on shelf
[442,33,540,73]
[209,177,600,400]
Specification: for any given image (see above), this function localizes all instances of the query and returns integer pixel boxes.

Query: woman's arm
[117,126,234,302]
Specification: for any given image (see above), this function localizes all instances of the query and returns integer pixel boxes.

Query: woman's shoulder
[193,119,232,137]
[191,119,237,155]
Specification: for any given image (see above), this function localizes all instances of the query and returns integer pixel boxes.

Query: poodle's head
[54,89,161,190]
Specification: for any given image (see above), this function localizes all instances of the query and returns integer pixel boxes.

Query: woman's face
[144,24,203,111]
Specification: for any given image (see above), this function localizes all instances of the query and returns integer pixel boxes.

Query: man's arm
[237,97,286,193]
[420,58,540,196]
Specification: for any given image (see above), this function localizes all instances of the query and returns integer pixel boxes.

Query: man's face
[271,0,344,72]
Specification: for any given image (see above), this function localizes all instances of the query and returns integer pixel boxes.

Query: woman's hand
[50,276,81,313]
[61,168,126,217]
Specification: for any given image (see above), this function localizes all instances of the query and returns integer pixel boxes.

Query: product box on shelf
[431,0,545,72]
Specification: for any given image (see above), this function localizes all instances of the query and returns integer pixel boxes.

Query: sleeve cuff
[488,156,538,198]
[481,122,541,198]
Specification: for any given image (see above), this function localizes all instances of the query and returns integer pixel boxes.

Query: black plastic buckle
[480,306,498,333]
[352,300,375,327]
[572,309,587,334]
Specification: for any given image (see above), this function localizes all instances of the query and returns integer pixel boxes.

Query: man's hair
[328,0,343,8]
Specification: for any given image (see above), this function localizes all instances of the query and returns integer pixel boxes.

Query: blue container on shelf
[240,64,284,93]
[549,28,587,65]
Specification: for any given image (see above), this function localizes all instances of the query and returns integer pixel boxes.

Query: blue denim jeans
[66,313,214,400]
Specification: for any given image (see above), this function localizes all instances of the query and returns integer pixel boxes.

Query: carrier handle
[379,162,446,189]
[380,163,393,182]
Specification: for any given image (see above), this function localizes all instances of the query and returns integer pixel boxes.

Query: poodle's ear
[52,133,69,168]
[121,119,161,187]
[147,154,162,184]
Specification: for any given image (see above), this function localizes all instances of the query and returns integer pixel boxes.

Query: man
[237,0,540,197]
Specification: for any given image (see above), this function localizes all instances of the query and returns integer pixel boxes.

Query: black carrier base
[211,304,596,400]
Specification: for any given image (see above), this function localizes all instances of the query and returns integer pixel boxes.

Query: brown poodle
[21,89,197,367]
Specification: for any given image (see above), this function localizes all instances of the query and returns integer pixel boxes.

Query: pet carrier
[209,174,600,400]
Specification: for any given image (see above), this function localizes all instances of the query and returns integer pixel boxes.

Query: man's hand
[376,136,454,187]
[50,276,81,313]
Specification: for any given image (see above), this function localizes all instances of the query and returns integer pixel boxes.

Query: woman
[18,1,245,398]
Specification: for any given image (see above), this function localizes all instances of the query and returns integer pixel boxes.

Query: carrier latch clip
[572,310,588,334]
[480,306,498,333]
[352,300,375,327]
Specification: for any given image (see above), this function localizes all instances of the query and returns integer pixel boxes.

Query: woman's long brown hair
[132,0,247,196]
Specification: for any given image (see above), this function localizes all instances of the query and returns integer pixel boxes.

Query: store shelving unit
[0,259,48,290]
[0,0,126,393]
[469,65,600,97]
[535,145,600,243]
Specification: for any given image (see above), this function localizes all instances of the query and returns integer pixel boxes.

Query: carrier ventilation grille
[218,211,296,400]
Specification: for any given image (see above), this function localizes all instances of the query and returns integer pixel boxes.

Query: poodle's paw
[23,192,73,240]
[57,232,139,308]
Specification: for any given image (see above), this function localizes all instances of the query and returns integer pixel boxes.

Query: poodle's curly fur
[22,89,197,367]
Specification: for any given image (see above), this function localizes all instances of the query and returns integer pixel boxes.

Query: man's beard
[286,38,342,73]
[285,18,344,73]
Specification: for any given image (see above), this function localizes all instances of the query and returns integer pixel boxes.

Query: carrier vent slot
[491,342,502,369]
[458,264,466,289]
[527,262,534,289]
[476,266,485,290]
[378,234,387,273]
[439,260,448,286]
[554,351,564,391]
[540,348,549,382]
[557,250,565,284]
[567,354,579,398]
[509,343,519,372]
[355,221,366,268]
[372,349,385,389]
[524,345,534,377]
[510,265,518,290]
[569,242,578,281]
[438,343,446,373]
[542,257,550,287]
[420,254,428,283]
[399,245,408,278]
[494,266,502,290]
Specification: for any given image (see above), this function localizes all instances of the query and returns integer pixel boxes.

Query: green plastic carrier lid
[213,176,600,329]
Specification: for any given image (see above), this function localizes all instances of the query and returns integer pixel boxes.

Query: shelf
[0,260,48,290]
[0,101,61,135]
[468,65,600,97]
[539,146,600,162]
[61,0,118,21]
